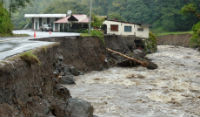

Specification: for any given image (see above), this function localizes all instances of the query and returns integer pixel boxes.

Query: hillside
[13,0,198,32]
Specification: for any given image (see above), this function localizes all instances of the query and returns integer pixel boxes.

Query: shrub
[0,3,13,35]
[92,15,104,29]
[20,51,40,66]
[77,29,88,33]
[190,22,200,48]
[80,30,105,44]
[91,30,105,44]
[145,32,157,53]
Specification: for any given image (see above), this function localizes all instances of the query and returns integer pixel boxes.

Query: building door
[102,24,107,34]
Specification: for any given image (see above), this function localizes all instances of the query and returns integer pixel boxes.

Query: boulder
[59,75,75,85]
[54,84,71,100]
[67,98,94,117]
[147,62,158,70]
[50,98,69,117]
[68,66,82,76]
[133,49,146,58]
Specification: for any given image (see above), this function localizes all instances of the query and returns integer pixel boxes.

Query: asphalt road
[0,30,80,60]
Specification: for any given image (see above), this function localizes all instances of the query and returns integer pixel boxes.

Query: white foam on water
[66,45,200,117]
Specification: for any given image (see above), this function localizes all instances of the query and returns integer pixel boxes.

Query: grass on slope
[0,33,29,37]
[155,31,193,36]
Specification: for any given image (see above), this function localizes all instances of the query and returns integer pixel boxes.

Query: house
[24,14,89,32]
[103,20,149,39]
[54,14,89,32]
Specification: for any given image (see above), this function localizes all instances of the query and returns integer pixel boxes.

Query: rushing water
[66,45,200,117]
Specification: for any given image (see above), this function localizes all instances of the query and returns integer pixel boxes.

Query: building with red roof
[54,14,89,32]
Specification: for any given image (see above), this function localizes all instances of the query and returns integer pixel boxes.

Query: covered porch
[54,14,89,32]
[54,23,88,32]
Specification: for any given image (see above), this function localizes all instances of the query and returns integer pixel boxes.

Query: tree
[45,0,88,14]
[181,3,200,19]
[107,12,125,21]
[13,0,199,32]
[181,1,200,47]
[91,15,104,29]
[1,0,31,13]
[0,3,13,35]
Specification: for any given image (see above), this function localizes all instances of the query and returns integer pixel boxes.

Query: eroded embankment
[0,35,141,117]
[66,45,200,117]
[157,34,192,47]
[0,36,108,117]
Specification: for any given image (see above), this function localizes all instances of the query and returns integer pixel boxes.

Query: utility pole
[9,0,13,17]
[88,0,92,34]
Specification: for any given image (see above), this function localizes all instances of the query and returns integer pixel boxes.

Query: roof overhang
[104,20,150,27]
[54,14,89,24]
[24,14,67,18]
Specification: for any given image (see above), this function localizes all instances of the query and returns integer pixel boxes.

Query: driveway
[0,30,80,60]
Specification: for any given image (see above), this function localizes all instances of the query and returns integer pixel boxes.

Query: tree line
[10,0,199,32]
[37,0,199,32]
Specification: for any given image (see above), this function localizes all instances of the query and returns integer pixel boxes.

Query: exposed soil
[0,35,147,117]
[157,34,192,47]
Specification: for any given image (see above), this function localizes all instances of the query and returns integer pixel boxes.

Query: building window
[124,26,132,32]
[111,25,118,31]
[137,28,144,31]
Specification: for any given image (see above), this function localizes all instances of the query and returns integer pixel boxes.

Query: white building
[24,14,67,31]
[24,14,89,32]
[103,20,149,39]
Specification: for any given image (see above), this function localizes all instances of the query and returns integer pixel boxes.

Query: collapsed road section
[0,35,155,117]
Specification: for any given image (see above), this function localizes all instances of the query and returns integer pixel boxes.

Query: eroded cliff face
[0,36,107,117]
[0,36,146,117]
[37,36,108,72]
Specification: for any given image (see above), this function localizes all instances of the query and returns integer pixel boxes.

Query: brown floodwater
[66,45,200,117]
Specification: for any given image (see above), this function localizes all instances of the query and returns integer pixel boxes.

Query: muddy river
[66,45,200,117]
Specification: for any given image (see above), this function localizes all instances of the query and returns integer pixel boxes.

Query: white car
[40,24,53,31]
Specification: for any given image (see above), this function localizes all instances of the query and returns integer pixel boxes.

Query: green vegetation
[81,30,105,44]
[20,51,40,65]
[92,15,105,29]
[0,0,32,34]
[0,0,31,13]
[11,0,54,29]
[181,1,200,48]
[155,31,193,37]
[80,33,90,37]
[190,22,200,47]
[0,33,29,37]
[145,32,157,53]
[11,0,198,32]
[0,3,13,35]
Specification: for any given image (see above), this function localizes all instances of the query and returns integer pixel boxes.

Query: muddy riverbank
[157,34,192,47]
[66,45,200,117]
